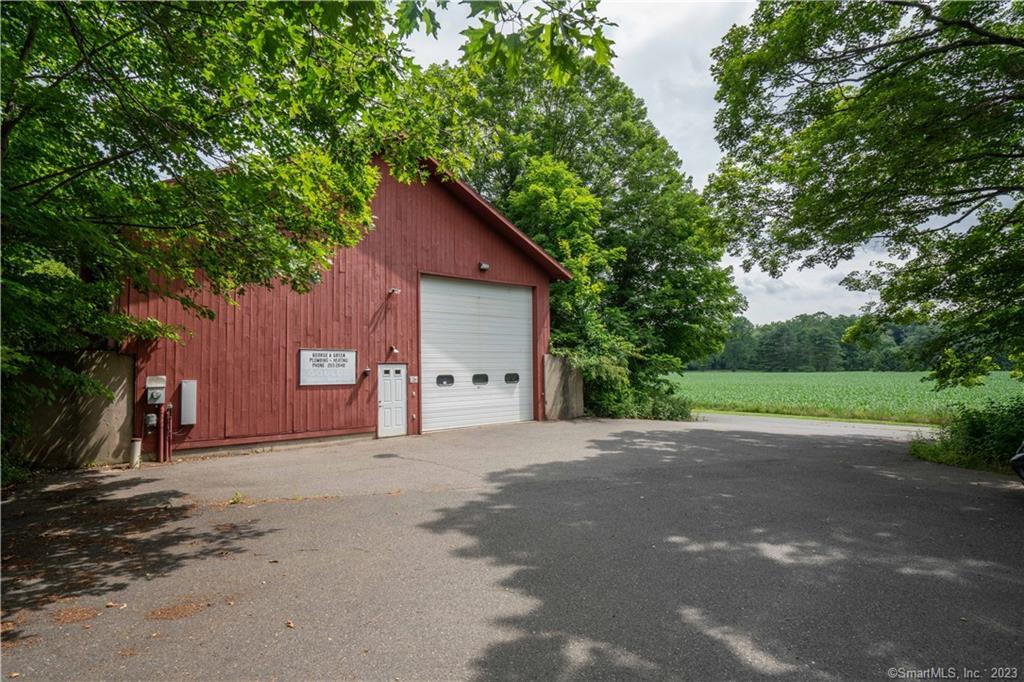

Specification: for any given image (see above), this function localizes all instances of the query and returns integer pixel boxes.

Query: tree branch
[1,14,41,160]
[11,146,144,192]
[943,151,1024,164]
[27,147,146,206]
[83,216,204,231]
[31,24,144,101]
[801,27,943,65]
[885,0,1024,49]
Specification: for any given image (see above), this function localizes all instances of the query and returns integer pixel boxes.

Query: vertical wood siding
[124,170,553,451]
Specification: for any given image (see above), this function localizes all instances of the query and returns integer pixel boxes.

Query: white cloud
[724,253,882,324]
[405,1,878,324]
[403,5,468,65]
[602,1,756,187]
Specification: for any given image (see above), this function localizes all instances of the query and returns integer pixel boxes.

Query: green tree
[719,316,758,370]
[691,311,948,373]
[0,0,612,445]
[806,326,842,372]
[708,0,1023,387]
[505,155,633,395]
[460,56,744,414]
[753,324,792,372]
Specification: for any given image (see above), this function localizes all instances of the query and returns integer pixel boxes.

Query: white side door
[377,364,407,437]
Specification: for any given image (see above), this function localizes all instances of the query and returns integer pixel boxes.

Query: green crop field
[667,371,1022,424]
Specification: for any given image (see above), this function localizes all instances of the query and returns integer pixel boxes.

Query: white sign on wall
[299,349,357,386]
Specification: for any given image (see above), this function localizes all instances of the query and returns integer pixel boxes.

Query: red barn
[124,165,570,456]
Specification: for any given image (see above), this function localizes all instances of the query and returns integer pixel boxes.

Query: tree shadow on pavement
[1,471,273,647]
[422,427,1024,680]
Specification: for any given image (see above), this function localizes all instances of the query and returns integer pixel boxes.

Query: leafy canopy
[708,0,1023,387]
[693,312,944,373]
[460,56,744,416]
[505,154,632,386]
[0,0,612,443]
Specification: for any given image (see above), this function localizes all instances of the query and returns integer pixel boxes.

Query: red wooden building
[125,164,570,454]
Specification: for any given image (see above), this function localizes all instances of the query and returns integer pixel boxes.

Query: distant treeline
[689,313,938,372]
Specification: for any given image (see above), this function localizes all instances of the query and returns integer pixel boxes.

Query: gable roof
[168,157,572,282]
[424,159,572,282]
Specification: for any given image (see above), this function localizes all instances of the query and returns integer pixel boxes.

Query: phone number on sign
[887,668,1019,680]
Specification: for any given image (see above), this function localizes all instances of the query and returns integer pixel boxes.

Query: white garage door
[420,276,534,432]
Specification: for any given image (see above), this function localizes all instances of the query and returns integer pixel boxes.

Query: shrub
[586,379,693,421]
[645,390,694,421]
[911,396,1024,472]
[1,452,35,488]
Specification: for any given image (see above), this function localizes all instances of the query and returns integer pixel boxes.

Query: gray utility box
[146,375,166,405]
[180,380,197,426]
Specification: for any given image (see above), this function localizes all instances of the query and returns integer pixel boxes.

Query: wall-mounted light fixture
[478,262,490,272]
[388,287,401,295]
[362,367,371,377]
[389,345,399,355]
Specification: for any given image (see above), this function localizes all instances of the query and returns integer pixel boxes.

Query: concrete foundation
[544,354,584,420]
[18,351,134,468]
[170,432,375,462]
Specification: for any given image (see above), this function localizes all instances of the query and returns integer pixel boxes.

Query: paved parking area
[2,415,1021,680]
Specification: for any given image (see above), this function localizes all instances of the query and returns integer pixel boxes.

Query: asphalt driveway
[2,415,1021,680]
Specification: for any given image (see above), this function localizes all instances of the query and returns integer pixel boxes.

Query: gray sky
[407,1,877,325]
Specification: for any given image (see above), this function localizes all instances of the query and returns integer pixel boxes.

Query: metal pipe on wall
[156,404,166,463]
[165,403,174,463]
